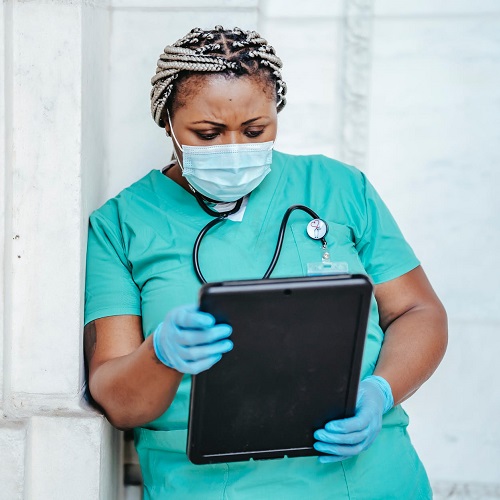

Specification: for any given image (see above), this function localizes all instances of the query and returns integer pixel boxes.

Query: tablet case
[187,274,372,465]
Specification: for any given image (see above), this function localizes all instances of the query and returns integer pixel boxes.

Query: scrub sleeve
[84,151,432,500]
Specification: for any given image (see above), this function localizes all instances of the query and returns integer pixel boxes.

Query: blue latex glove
[313,375,394,463]
[153,305,233,375]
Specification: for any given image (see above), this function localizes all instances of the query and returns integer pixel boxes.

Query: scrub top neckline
[149,150,287,226]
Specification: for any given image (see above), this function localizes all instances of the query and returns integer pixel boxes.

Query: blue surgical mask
[167,111,273,202]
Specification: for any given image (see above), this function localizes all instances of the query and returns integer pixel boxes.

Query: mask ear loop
[166,109,205,201]
[166,109,186,171]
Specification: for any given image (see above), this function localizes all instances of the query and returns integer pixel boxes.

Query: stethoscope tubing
[192,196,327,284]
[262,205,326,279]
[192,216,226,285]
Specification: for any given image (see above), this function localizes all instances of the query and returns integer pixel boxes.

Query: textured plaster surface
[374,0,500,17]
[404,320,500,483]
[0,421,26,500]
[26,416,104,500]
[112,0,257,7]
[368,15,500,321]
[367,8,500,488]
[1,1,117,500]
[260,16,343,159]
[260,0,344,18]
[9,2,83,396]
[0,0,6,406]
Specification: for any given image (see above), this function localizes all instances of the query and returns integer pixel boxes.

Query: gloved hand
[313,375,394,463]
[153,305,233,375]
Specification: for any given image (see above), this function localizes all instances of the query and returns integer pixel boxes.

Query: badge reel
[306,219,349,276]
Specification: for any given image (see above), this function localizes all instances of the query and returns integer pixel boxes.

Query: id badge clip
[305,219,348,276]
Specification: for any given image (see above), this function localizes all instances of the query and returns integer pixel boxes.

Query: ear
[165,127,171,137]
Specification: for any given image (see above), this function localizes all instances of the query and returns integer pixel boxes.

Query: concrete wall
[368,4,500,494]
[2,0,499,498]
[1,1,121,499]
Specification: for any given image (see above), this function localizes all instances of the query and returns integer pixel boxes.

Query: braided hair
[150,25,287,128]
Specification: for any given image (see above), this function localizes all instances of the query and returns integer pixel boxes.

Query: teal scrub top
[85,151,432,499]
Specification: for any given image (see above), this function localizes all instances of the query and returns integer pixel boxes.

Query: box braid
[150,25,287,128]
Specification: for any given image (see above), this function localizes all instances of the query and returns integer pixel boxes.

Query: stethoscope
[192,190,329,284]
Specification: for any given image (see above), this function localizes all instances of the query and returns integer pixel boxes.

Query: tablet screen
[187,274,372,464]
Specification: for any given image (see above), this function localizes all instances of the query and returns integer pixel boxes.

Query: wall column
[1,1,119,498]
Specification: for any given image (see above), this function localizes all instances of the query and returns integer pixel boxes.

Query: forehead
[172,73,275,115]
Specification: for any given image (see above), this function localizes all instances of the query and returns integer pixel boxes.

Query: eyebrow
[190,116,266,126]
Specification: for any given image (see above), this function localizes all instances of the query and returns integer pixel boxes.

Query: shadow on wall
[124,429,143,499]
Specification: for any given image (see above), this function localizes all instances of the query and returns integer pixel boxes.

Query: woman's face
[166,73,278,164]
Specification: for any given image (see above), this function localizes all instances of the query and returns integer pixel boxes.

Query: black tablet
[187,274,372,465]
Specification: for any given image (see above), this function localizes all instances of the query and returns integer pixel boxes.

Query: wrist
[365,375,394,414]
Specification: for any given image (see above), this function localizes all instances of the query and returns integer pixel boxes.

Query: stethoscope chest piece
[306,218,328,240]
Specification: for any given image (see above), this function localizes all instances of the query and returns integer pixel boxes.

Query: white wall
[2,0,499,498]
[1,1,120,499]
[367,2,500,490]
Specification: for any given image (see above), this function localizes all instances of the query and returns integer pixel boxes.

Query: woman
[84,26,447,499]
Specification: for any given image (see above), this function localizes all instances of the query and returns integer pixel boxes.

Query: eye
[196,132,219,141]
[245,129,264,138]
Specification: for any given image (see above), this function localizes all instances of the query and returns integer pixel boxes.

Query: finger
[172,306,215,329]
[314,438,370,458]
[185,354,223,375]
[176,324,232,346]
[318,455,349,464]
[179,339,233,362]
[313,428,368,446]
[323,409,372,434]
